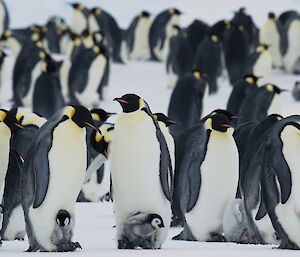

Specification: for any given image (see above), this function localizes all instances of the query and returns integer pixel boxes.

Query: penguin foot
[118,238,134,249]
[207,233,227,242]
[57,241,82,252]
[278,240,299,250]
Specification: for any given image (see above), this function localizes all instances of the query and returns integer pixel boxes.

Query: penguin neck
[4,37,21,57]
[83,36,94,49]
[116,110,148,129]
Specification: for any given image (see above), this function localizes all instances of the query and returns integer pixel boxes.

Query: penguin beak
[84,122,102,134]
[107,112,117,117]
[280,89,289,93]
[14,122,25,130]
[222,124,233,128]
[113,98,128,105]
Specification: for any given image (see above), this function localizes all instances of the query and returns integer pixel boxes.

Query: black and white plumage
[0,0,9,37]
[70,3,89,35]
[292,81,300,101]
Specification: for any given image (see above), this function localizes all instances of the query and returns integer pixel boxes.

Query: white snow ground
[1,0,300,256]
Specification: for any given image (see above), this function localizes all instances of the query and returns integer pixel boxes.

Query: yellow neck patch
[193,71,201,80]
[92,113,101,122]
[95,132,103,142]
[266,84,274,92]
[64,106,76,119]
[0,111,7,122]
[256,45,266,53]
[4,30,12,37]
[211,35,218,43]
[245,77,254,84]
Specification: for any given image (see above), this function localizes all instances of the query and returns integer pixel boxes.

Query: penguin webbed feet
[118,238,134,249]
[207,232,227,242]
[56,241,82,252]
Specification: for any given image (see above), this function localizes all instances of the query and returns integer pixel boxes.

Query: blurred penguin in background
[259,12,286,68]
[0,0,9,37]
[193,34,222,94]
[0,49,7,102]
[125,11,152,61]
[292,81,300,101]
[149,8,182,62]
[70,3,89,35]
[166,25,193,88]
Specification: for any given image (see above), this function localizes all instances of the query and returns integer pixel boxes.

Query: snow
[1,0,300,256]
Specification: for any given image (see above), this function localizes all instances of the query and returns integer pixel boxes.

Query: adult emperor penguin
[292,81,300,101]
[174,113,239,241]
[21,105,100,252]
[259,12,286,68]
[125,11,152,60]
[46,16,67,54]
[111,94,173,249]
[185,19,210,52]
[243,44,272,85]
[238,84,285,125]
[226,74,259,116]
[193,34,222,94]
[282,15,300,73]
[70,3,89,35]
[168,70,208,138]
[32,53,65,119]
[0,0,9,37]
[149,8,182,62]
[261,115,300,249]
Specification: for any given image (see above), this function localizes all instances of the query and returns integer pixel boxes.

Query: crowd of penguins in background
[0,0,299,252]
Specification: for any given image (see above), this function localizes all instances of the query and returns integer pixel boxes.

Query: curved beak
[84,121,102,134]
[113,98,128,104]
[222,124,232,128]
[14,122,25,129]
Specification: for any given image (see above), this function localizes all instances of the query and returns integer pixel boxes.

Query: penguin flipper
[255,192,267,220]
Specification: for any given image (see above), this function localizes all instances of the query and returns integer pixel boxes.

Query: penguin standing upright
[70,3,89,35]
[22,106,100,252]
[0,0,9,37]
[32,53,64,119]
[243,44,272,85]
[174,113,239,241]
[226,74,259,116]
[111,94,173,249]
[225,24,250,85]
[261,115,300,249]
[149,8,181,62]
[166,26,194,88]
[46,16,67,54]
[125,11,152,60]
[89,7,124,63]
[259,13,286,68]
[168,71,208,138]
[193,34,222,94]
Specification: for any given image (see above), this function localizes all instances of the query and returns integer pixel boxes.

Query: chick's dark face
[114,94,141,113]
[0,109,24,133]
[91,130,108,157]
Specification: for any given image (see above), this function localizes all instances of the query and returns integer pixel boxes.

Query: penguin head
[265,84,287,94]
[9,107,46,128]
[70,32,82,46]
[91,123,114,157]
[92,31,104,44]
[114,94,146,113]
[90,7,102,16]
[243,74,261,85]
[0,109,24,133]
[70,3,84,11]
[91,108,116,122]
[140,11,150,18]
[202,110,237,126]
[192,69,203,80]
[224,20,231,29]
[153,113,176,127]
[63,106,100,132]
[210,34,219,43]
[56,210,71,228]
[148,214,165,229]
[204,113,234,133]
[40,53,62,75]
[256,44,269,53]
[169,8,182,15]
[0,30,13,41]
[268,12,276,20]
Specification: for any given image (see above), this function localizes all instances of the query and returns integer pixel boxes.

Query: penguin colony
[0,0,299,252]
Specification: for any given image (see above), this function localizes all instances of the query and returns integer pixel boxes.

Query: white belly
[130,19,151,60]
[88,15,100,34]
[259,21,282,67]
[29,120,86,250]
[2,205,26,240]
[0,124,11,204]
[110,112,171,246]
[283,20,300,73]
[59,58,71,101]
[267,93,281,116]
[253,51,272,83]
[185,131,239,241]
[22,61,42,107]
[75,54,106,108]
[71,11,86,35]
[275,124,300,247]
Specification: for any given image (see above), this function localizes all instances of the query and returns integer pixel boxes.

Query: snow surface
[1,0,300,256]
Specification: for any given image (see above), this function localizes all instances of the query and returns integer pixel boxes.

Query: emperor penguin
[0,49,7,98]
[243,44,272,85]
[111,94,173,249]
[226,74,259,116]
[261,115,300,249]
[282,15,300,73]
[225,24,250,85]
[193,34,222,94]
[46,16,67,54]
[259,12,286,68]
[32,53,65,119]
[168,70,208,138]
[69,3,89,35]
[149,8,182,62]
[125,11,152,60]
[21,105,100,252]
[0,30,22,58]
[185,19,210,52]
[279,10,299,28]
[292,81,300,101]
[0,0,9,38]
[173,113,239,241]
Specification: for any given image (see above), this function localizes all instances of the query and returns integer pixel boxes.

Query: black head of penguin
[268,12,276,19]
[91,108,116,122]
[210,20,231,41]
[146,213,165,228]
[90,7,102,17]
[140,11,151,18]
[0,109,24,133]
[242,74,261,85]
[40,53,62,75]
[56,210,71,227]
[169,8,182,16]
[153,113,176,127]
[114,94,143,113]
[64,105,100,130]
[70,2,84,11]
[265,83,287,95]
[202,109,237,127]
[205,113,233,132]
